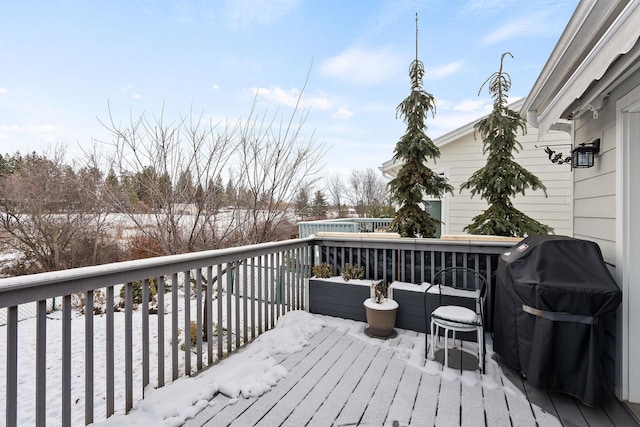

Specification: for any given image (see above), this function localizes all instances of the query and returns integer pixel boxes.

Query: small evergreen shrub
[312,263,333,278]
[119,278,157,305]
[341,263,365,281]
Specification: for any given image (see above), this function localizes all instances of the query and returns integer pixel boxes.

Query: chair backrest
[431,267,487,297]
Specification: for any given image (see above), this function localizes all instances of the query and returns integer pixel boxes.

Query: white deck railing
[0,235,513,427]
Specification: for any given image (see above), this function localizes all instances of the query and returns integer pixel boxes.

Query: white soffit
[536,1,640,133]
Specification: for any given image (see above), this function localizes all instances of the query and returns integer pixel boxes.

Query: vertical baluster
[157,276,165,388]
[206,266,213,365]
[276,252,282,320]
[294,248,300,309]
[226,262,233,352]
[235,261,241,349]
[172,273,179,381]
[85,290,94,424]
[410,249,415,283]
[196,269,203,371]
[106,286,114,417]
[382,249,387,283]
[257,256,263,335]
[62,295,71,425]
[269,253,275,328]
[486,254,493,329]
[242,259,248,344]
[250,257,256,339]
[125,282,133,412]
[6,306,18,427]
[36,300,46,427]
[142,279,150,391]
[430,251,436,282]
[288,249,294,311]
[216,265,223,359]
[184,270,191,376]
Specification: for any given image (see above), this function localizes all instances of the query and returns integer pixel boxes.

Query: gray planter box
[308,277,376,322]
[389,281,428,333]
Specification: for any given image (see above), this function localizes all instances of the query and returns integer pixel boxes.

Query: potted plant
[364,281,398,337]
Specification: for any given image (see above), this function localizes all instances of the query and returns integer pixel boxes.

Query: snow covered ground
[1,305,561,427]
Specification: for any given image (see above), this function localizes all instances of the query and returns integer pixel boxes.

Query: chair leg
[431,322,440,360]
[443,327,450,369]
[477,327,483,372]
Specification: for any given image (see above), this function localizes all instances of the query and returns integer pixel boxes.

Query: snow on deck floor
[1,308,563,426]
[180,313,562,427]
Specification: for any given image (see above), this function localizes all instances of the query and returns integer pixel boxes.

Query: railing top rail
[0,237,314,308]
[0,233,519,308]
[298,218,393,225]
[311,234,519,252]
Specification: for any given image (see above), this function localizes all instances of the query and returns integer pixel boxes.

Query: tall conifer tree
[460,53,552,237]
[389,15,453,237]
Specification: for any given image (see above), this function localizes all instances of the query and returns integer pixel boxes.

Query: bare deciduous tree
[95,92,325,253]
[0,148,115,272]
[229,98,325,243]
[347,168,389,217]
[326,174,346,217]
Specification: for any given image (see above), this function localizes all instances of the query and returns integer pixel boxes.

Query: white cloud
[453,99,490,113]
[253,86,332,111]
[331,107,353,120]
[224,0,300,28]
[481,8,565,45]
[320,46,404,86]
[32,124,58,133]
[426,61,465,80]
[463,0,513,15]
[0,124,21,132]
[0,87,8,94]
[212,84,220,90]
[118,84,135,94]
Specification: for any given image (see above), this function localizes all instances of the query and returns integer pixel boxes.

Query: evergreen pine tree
[388,15,453,237]
[294,187,311,220]
[311,190,328,219]
[460,52,553,237]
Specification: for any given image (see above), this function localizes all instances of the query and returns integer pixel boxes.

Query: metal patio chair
[424,266,487,372]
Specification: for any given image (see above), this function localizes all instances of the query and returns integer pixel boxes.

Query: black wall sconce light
[571,138,600,168]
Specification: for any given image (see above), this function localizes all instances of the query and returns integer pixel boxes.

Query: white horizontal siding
[572,97,617,264]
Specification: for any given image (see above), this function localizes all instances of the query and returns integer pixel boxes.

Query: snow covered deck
[181,315,637,427]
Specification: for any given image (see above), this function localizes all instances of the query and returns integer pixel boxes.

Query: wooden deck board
[385,362,422,426]
[231,328,345,426]
[460,375,484,427]
[436,373,462,427]
[185,324,639,427]
[307,339,378,426]
[599,392,640,427]
[550,392,590,427]
[332,344,395,426]
[280,338,367,426]
[256,333,354,426]
[411,368,440,426]
[361,356,406,425]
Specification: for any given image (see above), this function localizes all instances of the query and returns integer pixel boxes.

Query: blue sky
[0,0,578,178]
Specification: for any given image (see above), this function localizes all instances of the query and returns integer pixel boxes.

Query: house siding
[572,67,640,264]
[437,125,572,236]
[572,66,640,397]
